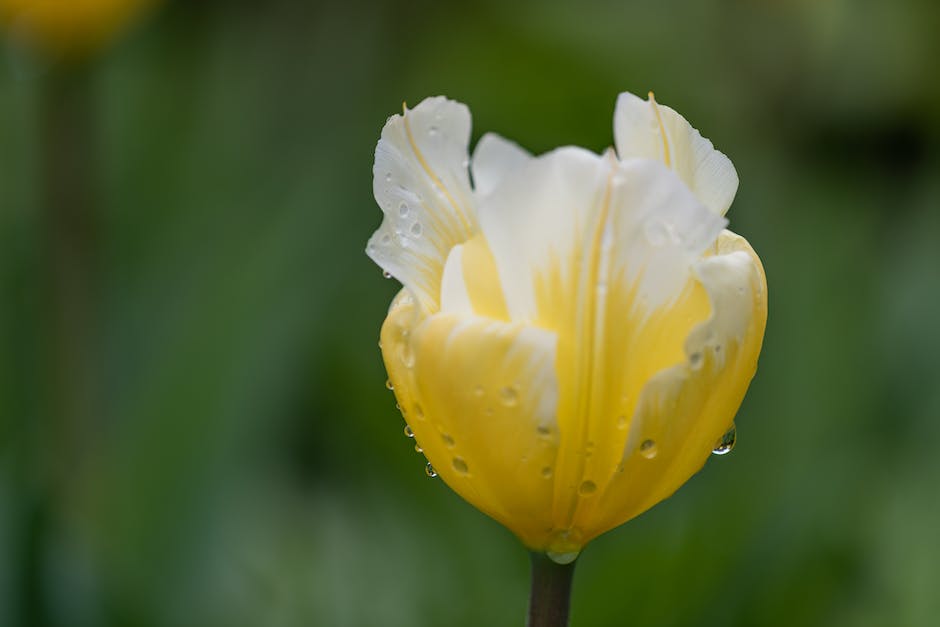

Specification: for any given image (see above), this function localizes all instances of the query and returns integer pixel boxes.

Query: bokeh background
[1,1,939,626]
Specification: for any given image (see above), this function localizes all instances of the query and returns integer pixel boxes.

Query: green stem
[527,552,577,627]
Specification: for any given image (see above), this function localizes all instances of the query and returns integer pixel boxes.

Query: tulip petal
[614,91,739,216]
[586,230,767,540]
[367,97,477,311]
[380,290,563,550]
[471,132,531,197]
[479,151,729,547]
[477,146,612,327]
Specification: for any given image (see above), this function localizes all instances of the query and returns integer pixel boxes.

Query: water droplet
[413,404,425,420]
[385,379,394,390]
[713,424,736,456]
[428,125,439,136]
[639,439,658,459]
[473,385,484,397]
[425,462,437,477]
[414,443,423,453]
[546,529,582,565]
[410,221,423,237]
[617,415,628,429]
[499,385,518,407]
[380,234,391,245]
[441,433,455,447]
[578,480,597,496]
[398,343,415,368]
[452,457,469,475]
[689,351,703,369]
[536,424,552,437]
[399,202,409,218]
[382,270,392,279]
[403,425,414,438]
[384,172,392,183]
[547,550,580,565]
[540,466,553,479]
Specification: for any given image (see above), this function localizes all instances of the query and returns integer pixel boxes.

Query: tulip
[367,91,766,623]
[0,0,157,60]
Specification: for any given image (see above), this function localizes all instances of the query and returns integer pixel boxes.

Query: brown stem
[527,552,577,627]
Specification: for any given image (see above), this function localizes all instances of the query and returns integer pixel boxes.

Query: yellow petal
[381,289,563,550]
[614,91,739,216]
[367,97,477,312]
[585,230,767,541]
[477,150,729,552]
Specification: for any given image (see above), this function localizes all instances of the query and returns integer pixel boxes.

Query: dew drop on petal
[428,125,438,136]
[398,343,415,368]
[713,424,736,456]
[499,385,518,407]
[689,351,703,369]
[425,462,437,477]
[442,433,455,447]
[578,480,597,496]
[384,172,392,183]
[403,425,414,438]
[382,270,392,279]
[540,466,553,479]
[380,234,391,245]
[410,221,423,237]
[413,403,425,420]
[385,379,394,390]
[414,443,423,453]
[536,425,552,437]
[399,202,410,218]
[639,439,658,459]
[546,529,582,565]
[452,457,469,475]
[547,550,580,565]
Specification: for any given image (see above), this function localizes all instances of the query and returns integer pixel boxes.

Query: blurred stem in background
[528,553,576,627]
[15,63,99,627]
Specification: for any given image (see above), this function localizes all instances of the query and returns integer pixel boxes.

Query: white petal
[478,148,726,326]
[367,97,478,311]
[471,132,531,197]
[607,159,728,313]
[613,92,739,216]
[439,244,474,316]
[477,146,610,324]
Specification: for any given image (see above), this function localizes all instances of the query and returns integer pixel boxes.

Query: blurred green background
[2,1,939,625]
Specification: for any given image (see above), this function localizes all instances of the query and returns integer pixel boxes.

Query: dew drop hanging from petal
[712,424,737,456]
[425,462,437,478]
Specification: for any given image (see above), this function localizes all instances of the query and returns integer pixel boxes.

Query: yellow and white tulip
[367,92,766,562]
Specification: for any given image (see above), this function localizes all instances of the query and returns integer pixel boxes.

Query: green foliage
[1,1,939,625]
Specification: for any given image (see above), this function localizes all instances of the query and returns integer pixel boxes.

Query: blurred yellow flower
[0,0,156,59]
[367,92,766,562]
